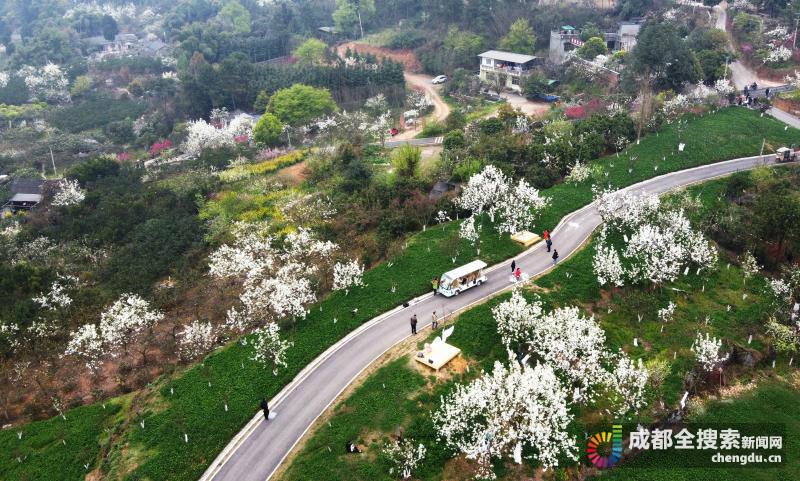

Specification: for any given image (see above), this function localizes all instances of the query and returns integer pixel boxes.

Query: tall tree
[498,18,536,54]
[333,0,375,38]
[267,84,338,126]
[293,38,328,65]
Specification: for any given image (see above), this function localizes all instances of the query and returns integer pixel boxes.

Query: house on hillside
[549,21,642,64]
[1,178,46,215]
[478,50,540,92]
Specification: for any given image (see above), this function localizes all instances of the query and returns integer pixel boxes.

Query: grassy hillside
[1,107,798,481]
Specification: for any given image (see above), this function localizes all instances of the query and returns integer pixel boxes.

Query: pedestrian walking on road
[410,314,418,334]
[511,259,516,273]
[552,250,559,266]
[260,398,270,421]
[765,87,771,98]
[431,277,439,293]
[432,311,439,330]
[546,238,552,252]
[514,267,521,281]
[744,85,749,96]
[543,229,550,240]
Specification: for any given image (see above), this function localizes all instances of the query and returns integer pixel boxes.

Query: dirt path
[335,42,450,139]
[495,92,551,118]
[714,2,782,89]
[394,72,452,140]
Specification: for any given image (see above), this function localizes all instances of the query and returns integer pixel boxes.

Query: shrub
[420,120,446,138]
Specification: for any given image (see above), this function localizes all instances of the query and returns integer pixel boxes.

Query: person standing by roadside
[511,259,516,273]
[432,311,439,330]
[552,249,559,266]
[410,314,418,334]
[260,398,270,421]
[543,229,550,241]
[546,238,552,252]
[514,267,522,281]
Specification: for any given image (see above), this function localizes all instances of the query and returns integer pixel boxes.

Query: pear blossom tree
[250,323,293,375]
[455,165,549,237]
[17,64,70,103]
[177,321,217,361]
[593,191,717,287]
[459,215,480,245]
[63,324,104,373]
[98,293,163,360]
[51,179,86,207]
[432,360,577,479]
[183,114,255,157]
[33,281,73,311]
[209,223,338,373]
[382,438,427,479]
[740,251,760,282]
[691,332,728,372]
[492,291,650,412]
[332,259,365,292]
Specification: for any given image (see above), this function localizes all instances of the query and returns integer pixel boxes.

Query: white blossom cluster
[17,64,70,103]
[662,94,690,119]
[51,179,86,207]
[99,293,163,352]
[765,26,789,39]
[177,321,216,361]
[593,191,718,287]
[407,90,432,111]
[209,224,338,373]
[732,0,755,10]
[183,114,254,157]
[713,79,735,96]
[382,438,427,479]
[432,360,577,478]
[0,72,8,89]
[491,290,649,410]
[459,215,480,244]
[764,318,800,353]
[740,251,760,280]
[765,45,792,64]
[657,302,676,323]
[785,70,800,90]
[565,160,592,184]
[691,332,728,372]
[33,280,73,311]
[250,323,293,375]
[332,259,365,291]
[64,324,104,372]
[455,165,549,237]
[0,323,22,354]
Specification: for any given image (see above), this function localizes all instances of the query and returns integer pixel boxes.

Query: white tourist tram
[436,260,488,297]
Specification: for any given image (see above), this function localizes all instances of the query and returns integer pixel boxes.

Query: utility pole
[794,16,799,50]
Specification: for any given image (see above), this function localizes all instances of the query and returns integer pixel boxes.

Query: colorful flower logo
[587,424,623,468]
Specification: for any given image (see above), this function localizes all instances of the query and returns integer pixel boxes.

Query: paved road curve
[202,153,790,481]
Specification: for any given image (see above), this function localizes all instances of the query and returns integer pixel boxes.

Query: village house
[477,50,540,93]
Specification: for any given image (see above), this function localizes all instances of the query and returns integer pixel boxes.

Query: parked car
[432,75,448,84]
[533,93,561,102]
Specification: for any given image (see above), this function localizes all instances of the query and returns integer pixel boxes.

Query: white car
[431,75,448,84]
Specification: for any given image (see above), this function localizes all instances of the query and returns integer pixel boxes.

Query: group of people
[737,82,770,108]
[409,311,439,335]
[511,229,558,279]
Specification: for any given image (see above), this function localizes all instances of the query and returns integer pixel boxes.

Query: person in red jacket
[543,229,550,241]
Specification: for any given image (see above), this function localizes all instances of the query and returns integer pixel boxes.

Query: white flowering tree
[382,438,427,479]
[565,161,592,184]
[455,165,548,237]
[251,323,293,375]
[459,215,480,245]
[606,352,650,416]
[593,191,717,288]
[17,64,70,103]
[210,223,338,374]
[64,324,104,373]
[33,281,73,311]
[657,302,676,323]
[183,113,254,157]
[740,251,760,282]
[51,179,86,207]
[332,259,365,292]
[691,333,728,372]
[433,360,576,478]
[99,293,163,360]
[491,291,649,412]
[177,321,217,361]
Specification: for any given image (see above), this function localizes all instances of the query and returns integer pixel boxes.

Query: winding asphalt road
[199,142,797,481]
